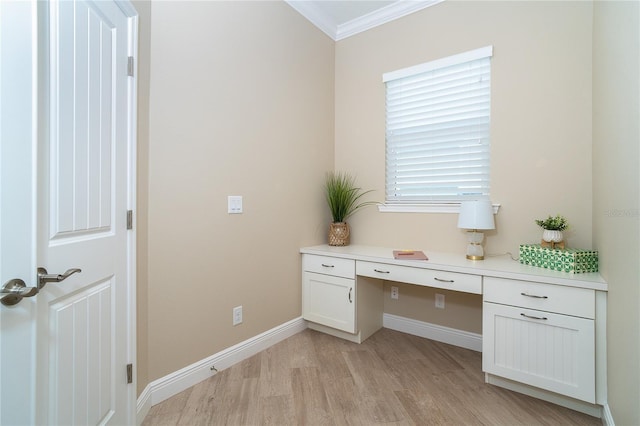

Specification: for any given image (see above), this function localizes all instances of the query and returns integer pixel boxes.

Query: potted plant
[324,172,376,246]
[535,214,568,244]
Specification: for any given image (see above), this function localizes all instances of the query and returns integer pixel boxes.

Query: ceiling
[285,0,443,41]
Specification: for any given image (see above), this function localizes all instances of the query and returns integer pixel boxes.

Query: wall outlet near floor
[233,305,243,325]
[390,286,399,300]
[435,293,445,309]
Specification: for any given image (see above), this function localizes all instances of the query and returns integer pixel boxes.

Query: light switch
[228,196,243,214]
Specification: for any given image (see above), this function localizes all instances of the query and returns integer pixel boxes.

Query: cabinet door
[303,272,355,333]
[483,302,595,403]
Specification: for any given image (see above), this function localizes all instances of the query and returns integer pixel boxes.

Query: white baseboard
[383,313,482,352]
[601,403,615,426]
[136,385,152,426]
[136,316,307,424]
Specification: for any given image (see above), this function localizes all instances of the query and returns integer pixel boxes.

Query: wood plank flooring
[142,328,601,426]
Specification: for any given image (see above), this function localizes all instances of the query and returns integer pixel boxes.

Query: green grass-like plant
[535,214,568,231]
[325,172,376,223]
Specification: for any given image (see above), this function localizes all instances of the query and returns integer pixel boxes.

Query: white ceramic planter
[542,229,564,243]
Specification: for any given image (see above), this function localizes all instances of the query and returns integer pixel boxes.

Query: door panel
[36,1,136,424]
[51,0,115,239]
[49,279,113,425]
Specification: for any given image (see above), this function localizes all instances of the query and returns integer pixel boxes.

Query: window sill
[378,203,501,214]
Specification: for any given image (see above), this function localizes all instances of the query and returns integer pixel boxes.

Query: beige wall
[593,1,640,424]
[334,1,593,331]
[136,3,640,423]
[144,1,334,381]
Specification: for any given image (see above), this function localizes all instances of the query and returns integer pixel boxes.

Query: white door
[0,1,138,424]
[0,1,39,424]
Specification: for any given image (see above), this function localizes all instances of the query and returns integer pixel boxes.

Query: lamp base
[465,230,485,261]
[466,254,485,261]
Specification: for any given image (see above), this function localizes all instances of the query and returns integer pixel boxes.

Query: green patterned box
[519,244,598,273]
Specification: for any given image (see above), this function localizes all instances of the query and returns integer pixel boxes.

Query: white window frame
[381,46,493,214]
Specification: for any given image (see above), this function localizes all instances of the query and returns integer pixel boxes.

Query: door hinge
[127,56,134,77]
[127,363,133,384]
[126,210,133,230]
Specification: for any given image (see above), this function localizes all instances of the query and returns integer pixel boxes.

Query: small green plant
[325,172,376,223]
[535,215,568,231]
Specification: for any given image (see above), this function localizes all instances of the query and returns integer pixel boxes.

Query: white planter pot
[542,229,563,243]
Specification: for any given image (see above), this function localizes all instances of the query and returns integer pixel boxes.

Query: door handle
[1,267,82,306]
[37,267,81,289]
[1,279,39,306]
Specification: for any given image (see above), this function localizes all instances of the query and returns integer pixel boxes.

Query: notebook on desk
[393,250,429,260]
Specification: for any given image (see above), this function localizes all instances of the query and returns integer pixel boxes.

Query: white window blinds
[383,46,493,204]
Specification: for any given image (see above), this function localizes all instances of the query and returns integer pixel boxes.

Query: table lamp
[457,200,495,260]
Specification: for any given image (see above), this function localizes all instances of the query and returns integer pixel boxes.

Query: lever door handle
[1,267,82,307]
[1,279,39,306]
[37,267,82,289]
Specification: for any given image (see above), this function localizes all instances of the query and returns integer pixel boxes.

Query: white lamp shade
[457,200,495,230]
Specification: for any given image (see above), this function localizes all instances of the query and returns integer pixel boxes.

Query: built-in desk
[300,244,608,417]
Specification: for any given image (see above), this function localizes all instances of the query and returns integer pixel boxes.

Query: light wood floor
[142,328,601,426]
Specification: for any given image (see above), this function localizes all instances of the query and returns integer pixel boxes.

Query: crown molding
[285,0,338,40]
[336,0,444,41]
[285,0,444,42]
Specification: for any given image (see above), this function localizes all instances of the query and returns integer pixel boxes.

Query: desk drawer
[303,254,355,279]
[356,261,481,294]
[484,277,594,319]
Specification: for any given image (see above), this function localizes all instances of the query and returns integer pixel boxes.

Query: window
[383,46,493,209]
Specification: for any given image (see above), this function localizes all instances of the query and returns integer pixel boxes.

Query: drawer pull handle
[520,313,548,321]
[434,277,454,283]
[521,292,548,299]
[348,288,353,303]
[374,269,390,274]
[321,264,334,268]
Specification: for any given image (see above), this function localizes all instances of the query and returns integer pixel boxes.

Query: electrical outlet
[233,305,243,325]
[435,293,445,309]
[390,286,399,300]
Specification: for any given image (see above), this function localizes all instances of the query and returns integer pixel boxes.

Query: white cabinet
[483,277,596,403]
[302,254,382,343]
[303,271,355,333]
[301,245,607,417]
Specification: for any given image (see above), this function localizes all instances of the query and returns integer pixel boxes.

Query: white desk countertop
[300,244,607,292]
